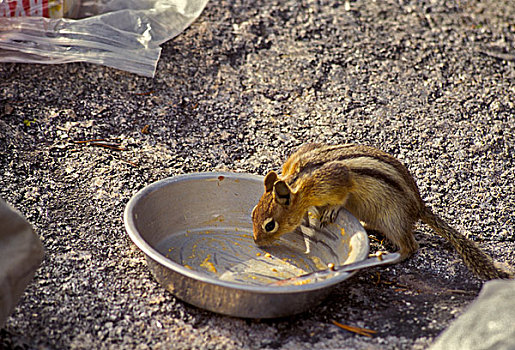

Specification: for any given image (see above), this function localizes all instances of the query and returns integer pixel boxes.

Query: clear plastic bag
[0,0,209,77]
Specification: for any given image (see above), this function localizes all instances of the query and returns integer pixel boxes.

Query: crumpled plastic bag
[0,0,209,77]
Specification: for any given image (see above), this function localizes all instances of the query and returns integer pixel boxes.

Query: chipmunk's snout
[253,234,276,248]
[253,237,271,248]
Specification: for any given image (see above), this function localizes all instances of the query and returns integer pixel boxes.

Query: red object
[0,0,53,18]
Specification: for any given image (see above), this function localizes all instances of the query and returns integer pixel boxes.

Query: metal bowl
[124,172,370,318]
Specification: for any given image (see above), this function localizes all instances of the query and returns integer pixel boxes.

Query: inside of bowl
[130,174,369,287]
[156,207,368,286]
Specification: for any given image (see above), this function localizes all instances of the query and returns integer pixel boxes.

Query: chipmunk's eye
[263,218,278,233]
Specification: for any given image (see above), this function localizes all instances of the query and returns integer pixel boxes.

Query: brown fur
[252,143,511,280]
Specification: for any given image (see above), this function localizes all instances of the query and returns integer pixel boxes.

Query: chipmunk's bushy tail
[421,207,512,280]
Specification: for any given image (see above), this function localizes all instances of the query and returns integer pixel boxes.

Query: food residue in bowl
[200,255,217,274]
[158,228,346,286]
[309,256,328,270]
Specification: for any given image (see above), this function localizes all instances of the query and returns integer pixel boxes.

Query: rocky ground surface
[1,0,514,348]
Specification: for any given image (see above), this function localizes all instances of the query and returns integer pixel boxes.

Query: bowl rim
[124,172,370,294]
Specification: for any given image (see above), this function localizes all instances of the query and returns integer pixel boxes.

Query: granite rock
[0,199,44,327]
[431,280,515,350]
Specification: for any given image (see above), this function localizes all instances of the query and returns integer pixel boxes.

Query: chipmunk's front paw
[319,206,341,226]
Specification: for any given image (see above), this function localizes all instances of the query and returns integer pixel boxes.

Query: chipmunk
[252,143,512,280]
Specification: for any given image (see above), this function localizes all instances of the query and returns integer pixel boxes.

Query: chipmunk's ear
[273,181,291,206]
[264,171,278,192]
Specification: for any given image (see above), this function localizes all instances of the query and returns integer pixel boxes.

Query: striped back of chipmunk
[284,144,423,208]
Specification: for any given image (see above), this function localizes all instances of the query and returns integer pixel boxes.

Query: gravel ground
[1,0,514,348]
